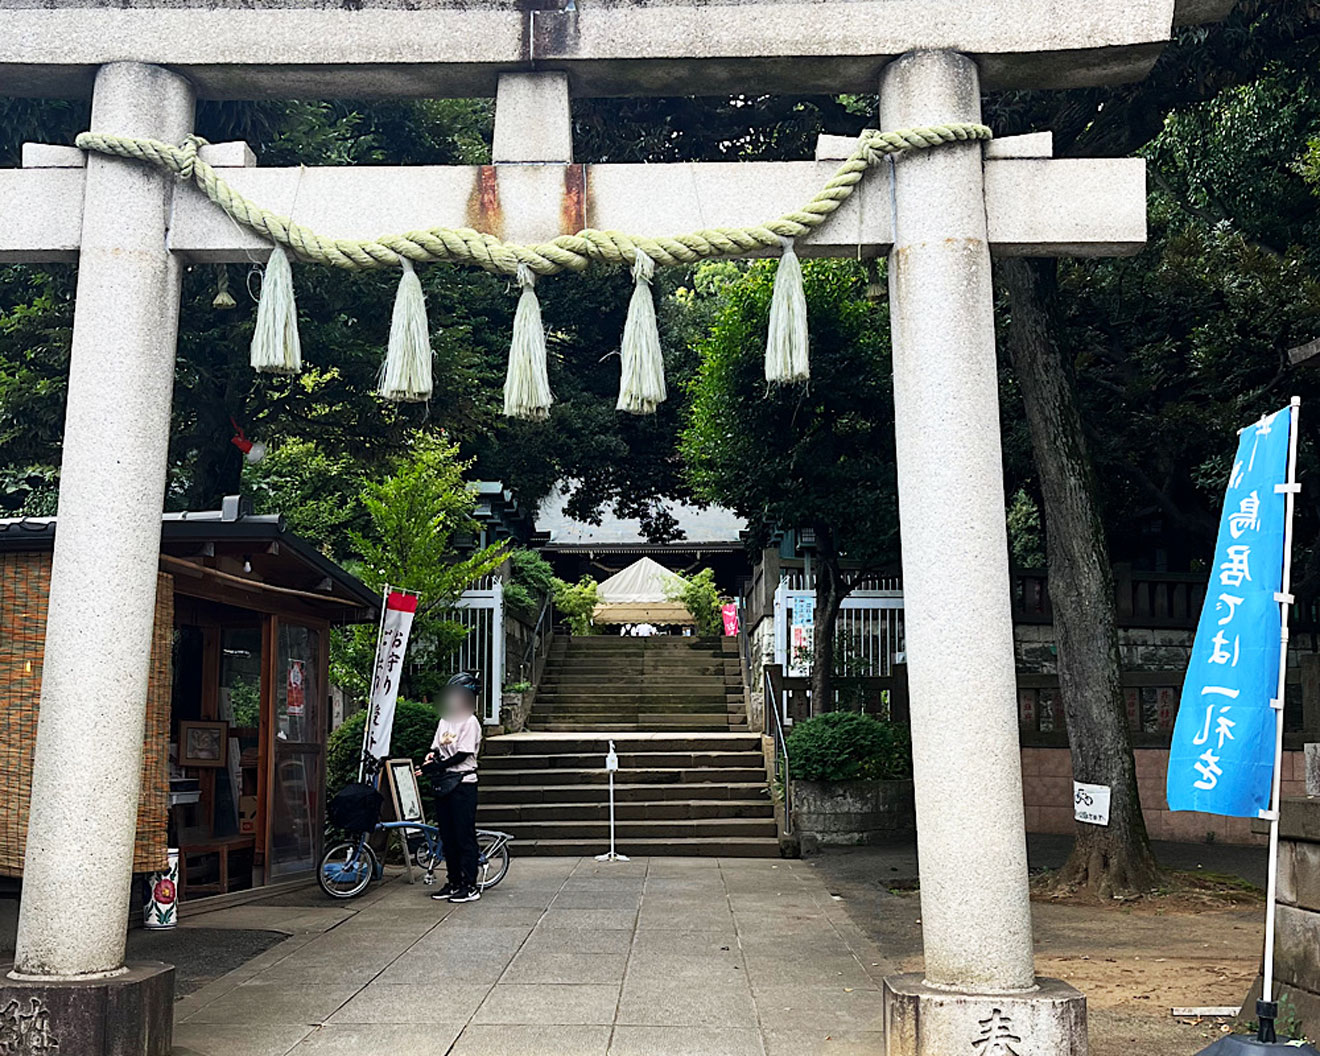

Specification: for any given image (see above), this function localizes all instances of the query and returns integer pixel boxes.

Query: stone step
[477,799,773,823]
[482,751,766,770]
[479,781,769,805]
[529,719,737,731]
[530,723,738,733]
[509,836,780,858]
[481,817,778,840]
[481,766,767,785]
[528,691,733,702]
[484,734,763,755]
[535,681,744,686]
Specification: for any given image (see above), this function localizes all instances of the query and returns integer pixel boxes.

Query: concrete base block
[0,960,174,1056]
[883,973,1087,1056]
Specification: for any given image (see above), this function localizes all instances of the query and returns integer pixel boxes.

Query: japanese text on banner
[1166,406,1292,818]
[365,591,419,761]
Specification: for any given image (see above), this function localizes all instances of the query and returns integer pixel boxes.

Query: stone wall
[746,616,775,733]
[1251,796,1320,1033]
[1021,746,1308,846]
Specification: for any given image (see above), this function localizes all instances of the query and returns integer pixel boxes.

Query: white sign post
[595,741,630,863]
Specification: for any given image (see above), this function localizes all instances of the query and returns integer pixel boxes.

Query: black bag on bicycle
[328,781,383,833]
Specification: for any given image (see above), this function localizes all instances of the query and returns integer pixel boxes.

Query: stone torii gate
[0,1,1230,1052]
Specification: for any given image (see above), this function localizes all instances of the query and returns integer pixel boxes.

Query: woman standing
[425,672,483,902]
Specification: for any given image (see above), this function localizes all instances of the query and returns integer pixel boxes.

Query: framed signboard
[179,720,228,768]
[383,758,426,824]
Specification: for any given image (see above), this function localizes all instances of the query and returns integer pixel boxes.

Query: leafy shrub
[666,567,726,637]
[786,712,912,782]
[553,575,600,636]
[504,548,556,622]
[327,699,440,800]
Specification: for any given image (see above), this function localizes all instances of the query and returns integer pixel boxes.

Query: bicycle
[319,820,513,900]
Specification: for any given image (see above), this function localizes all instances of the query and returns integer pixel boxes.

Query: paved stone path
[172,856,894,1056]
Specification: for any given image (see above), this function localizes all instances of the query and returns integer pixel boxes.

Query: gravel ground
[808,835,1269,1056]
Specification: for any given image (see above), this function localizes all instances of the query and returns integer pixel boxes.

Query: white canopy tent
[593,557,693,626]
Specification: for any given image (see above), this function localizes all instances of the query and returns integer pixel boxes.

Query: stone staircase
[478,733,778,856]
[478,637,778,856]
[529,636,748,732]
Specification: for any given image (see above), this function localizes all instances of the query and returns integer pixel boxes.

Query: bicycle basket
[328,782,383,833]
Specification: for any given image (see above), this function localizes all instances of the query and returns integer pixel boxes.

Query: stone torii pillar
[879,49,1083,1053]
[3,60,190,1056]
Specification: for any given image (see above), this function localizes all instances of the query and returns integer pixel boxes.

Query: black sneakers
[448,886,481,903]
[430,884,456,900]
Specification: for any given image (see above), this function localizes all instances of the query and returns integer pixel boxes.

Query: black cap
[446,671,481,697]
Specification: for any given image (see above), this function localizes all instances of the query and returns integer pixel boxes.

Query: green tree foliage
[666,567,726,636]
[552,576,601,637]
[786,712,912,783]
[682,258,898,704]
[503,548,557,622]
[326,699,439,797]
[332,433,508,702]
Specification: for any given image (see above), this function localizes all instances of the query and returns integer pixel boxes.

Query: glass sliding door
[269,620,324,878]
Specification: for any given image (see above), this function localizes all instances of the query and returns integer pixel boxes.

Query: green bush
[327,699,440,800]
[505,548,557,622]
[786,712,912,782]
[666,567,726,637]
[553,575,600,636]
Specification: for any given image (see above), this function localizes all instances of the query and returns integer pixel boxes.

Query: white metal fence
[450,579,505,724]
[773,581,906,678]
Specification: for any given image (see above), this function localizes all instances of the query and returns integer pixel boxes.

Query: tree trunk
[810,524,845,714]
[1001,257,1162,898]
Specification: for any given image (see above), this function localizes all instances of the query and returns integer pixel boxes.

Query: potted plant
[786,711,914,847]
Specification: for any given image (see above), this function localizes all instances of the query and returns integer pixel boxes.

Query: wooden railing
[764,662,909,725]
[1011,566,1207,630]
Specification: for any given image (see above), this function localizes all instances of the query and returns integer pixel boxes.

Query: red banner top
[385,591,419,613]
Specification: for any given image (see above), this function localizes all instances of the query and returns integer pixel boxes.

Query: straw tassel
[250,246,301,375]
[503,265,554,420]
[764,236,809,384]
[378,257,434,403]
[212,264,236,310]
[616,249,666,415]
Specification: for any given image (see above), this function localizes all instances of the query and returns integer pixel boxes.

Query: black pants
[435,782,479,890]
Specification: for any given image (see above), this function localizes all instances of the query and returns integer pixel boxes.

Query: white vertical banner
[364,589,419,761]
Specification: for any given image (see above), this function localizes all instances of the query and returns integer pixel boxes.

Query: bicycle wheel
[476,833,510,889]
[319,840,377,899]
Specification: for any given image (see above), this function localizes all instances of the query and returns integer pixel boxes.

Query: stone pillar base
[883,973,1087,1056]
[0,960,174,1056]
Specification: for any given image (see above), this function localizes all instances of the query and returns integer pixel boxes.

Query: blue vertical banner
[1167,405,1294,818]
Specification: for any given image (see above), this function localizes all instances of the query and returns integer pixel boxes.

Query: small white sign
[1073,781,1111,826]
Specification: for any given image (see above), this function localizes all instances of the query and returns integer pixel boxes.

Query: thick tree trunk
[810,525,845,714]
[1001,257,1162,898]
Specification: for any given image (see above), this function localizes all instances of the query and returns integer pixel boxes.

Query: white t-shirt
[431,714,482,783]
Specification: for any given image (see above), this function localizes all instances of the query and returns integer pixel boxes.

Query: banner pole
[359,583,393,783]
[1262,395,1302,1019]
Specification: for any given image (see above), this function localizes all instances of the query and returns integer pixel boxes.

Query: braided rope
[74,123,991,277]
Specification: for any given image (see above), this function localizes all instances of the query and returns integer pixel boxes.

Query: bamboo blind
[0,553,172,876]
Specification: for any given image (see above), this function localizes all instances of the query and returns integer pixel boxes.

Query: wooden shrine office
[0,497,376,899]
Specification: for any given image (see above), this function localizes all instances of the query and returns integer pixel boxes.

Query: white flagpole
[1262,395,1302,1015]
[358,583,393,783]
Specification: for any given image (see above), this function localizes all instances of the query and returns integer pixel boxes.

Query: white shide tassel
[765,236,809,384]
[378,257,434,403]
[250,246,302,375]
[503,265,554,420]
[616,249,666,415]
